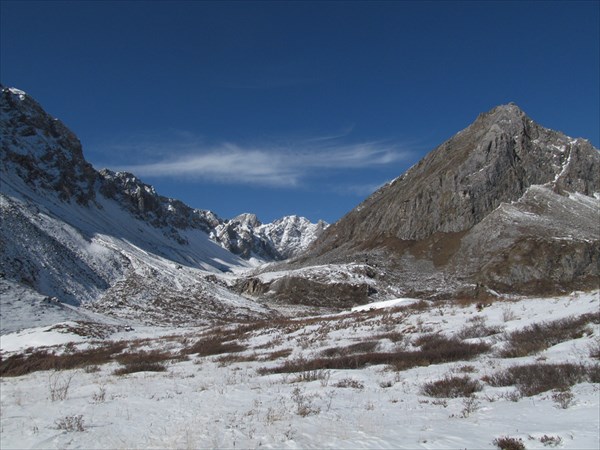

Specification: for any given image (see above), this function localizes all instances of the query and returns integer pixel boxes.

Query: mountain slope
[257,104,599,302]
[314,104,599,248]
[0,85,279,329]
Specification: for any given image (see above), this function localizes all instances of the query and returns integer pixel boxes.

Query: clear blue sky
[2,1,598,223]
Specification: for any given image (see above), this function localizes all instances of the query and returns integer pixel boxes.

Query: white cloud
[334,181,389,196]
[114,135,412,188]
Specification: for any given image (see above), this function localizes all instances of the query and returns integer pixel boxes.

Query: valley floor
[1,290,599,449]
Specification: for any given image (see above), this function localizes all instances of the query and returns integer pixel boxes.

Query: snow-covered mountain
[211,213,328,261]
[250,104,600,304]
[97,168,327,260]
[0,85,323,331]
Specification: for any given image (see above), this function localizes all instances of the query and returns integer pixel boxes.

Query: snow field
[1,290,599,449]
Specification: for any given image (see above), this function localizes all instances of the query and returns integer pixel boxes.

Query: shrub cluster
[183,335,246,357]
[493,436,526,450]
[259,335,489,375]
[0,342,127,377]
[501,313,599,358]
[421,375,482,398]
[457,316,502,340]
[483,363,596,396]
[113,349,177,375]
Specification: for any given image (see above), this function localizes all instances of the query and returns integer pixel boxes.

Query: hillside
[248,104,600,303]
[0,85,321,331]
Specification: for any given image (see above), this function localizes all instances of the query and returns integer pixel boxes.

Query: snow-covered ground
[1,290,599,449]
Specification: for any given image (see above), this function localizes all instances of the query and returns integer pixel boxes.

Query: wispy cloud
[333,181,390,197]
[111,134,413,188]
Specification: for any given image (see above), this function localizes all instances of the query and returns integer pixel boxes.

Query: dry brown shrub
[0,341,127,377]
[115,349,176,366]
[259,335,489,375]
[501,313,599,358]
[421,375,482,398]
[183,335,247,357]
[259,348,293,361]
[483,363,592,396]
[334,378,364,389]
[320,340,379,358]
[493,436,526,450]
[114,362,167,375]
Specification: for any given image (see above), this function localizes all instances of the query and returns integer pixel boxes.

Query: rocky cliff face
[98,171,327,260]
[98,169,221,245]
[266,104,599,300]
[314,104,599,249]
[0,85,323,328]
[0,85,98,205]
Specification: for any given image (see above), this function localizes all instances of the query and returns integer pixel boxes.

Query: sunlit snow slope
[1,85,273,331]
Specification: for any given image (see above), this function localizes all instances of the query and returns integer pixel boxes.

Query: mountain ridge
[1,84,325,262]
[253,103,599,302]
[0,84,324,330]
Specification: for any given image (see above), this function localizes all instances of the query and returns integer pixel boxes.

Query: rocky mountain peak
[231,213,262,229]
[281,104,600,299]
[315,103,599,250]
[1,85,326,263]
[1,85,97,204]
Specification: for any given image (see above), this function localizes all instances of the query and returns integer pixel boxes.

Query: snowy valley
[1,290,599,449]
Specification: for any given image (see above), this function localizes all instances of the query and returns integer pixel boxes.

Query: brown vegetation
[421,375,482,398]
[0,341,127,377]
[483,363,595,396]
[500,313,599,358]
[259,335,490,375]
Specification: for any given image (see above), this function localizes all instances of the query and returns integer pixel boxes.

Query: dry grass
[483,363,594,396]
[421,375,482,398]
[0,341,127,377]
[500,313,599,358]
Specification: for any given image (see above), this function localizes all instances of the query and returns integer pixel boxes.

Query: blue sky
[1,1,599,223]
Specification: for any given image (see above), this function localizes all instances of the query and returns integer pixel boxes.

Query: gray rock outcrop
[274,104,600,299]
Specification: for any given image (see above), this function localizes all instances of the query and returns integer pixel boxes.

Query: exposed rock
[313,104,599,249]
[272,104,600,300]
[1,85,97,205]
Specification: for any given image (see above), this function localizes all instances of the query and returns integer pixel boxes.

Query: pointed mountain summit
[259,104,599,302]
[314,103,598,248]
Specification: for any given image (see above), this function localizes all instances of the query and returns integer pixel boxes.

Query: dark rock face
[1,85,97,205]
[98,169,220,244]
[451,186,600,295]
[315,104,599,248]
[285,104,600,298]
